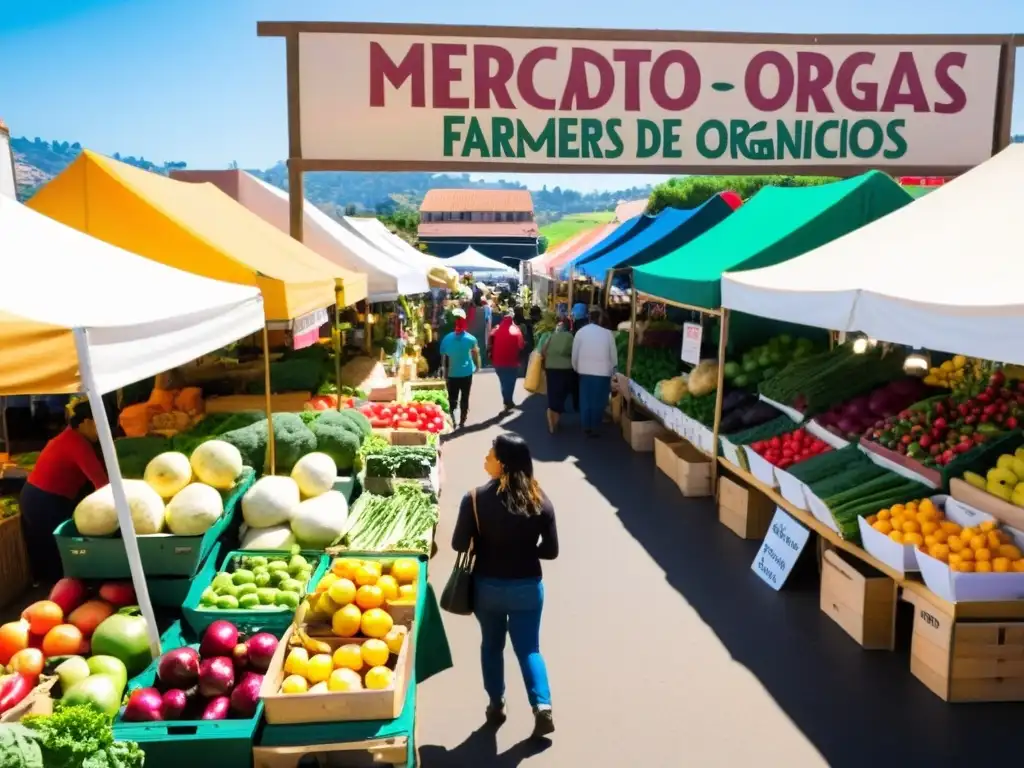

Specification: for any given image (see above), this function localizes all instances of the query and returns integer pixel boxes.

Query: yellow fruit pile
[277,557,420,696]
[922,355,974,388]
[867,499,1024,573]
[279,625,408,695]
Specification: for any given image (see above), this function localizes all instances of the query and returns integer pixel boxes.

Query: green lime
[232,569,255,585]
[238,593,260,609]
[216,595,239,610]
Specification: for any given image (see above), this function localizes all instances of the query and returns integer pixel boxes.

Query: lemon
[361,638,390,667]
[281,674,308,694]
[361,608,394,639]
[398,583,417,600]
[332,603,363,638]
[328,578,357,607]
[354,565,379,587]
[328,667,363,692]
[391,559,419,584]
[364,666,395,690]
[376,575,400,601]
[308,681,328,694]
[306,653,334,684]
[284,647,309,678]
[384,625,408,655]
[316,572,339,594]
[332,558,362,579]
[355,584,384,611]
[333,643,364,672]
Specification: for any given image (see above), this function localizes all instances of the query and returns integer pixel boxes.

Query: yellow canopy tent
[28,151,368,321]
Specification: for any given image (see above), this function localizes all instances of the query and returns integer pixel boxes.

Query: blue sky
[0,0,1021,192]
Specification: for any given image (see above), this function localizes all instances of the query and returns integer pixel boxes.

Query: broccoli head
[339,409,371,439]
[311,420,360,471]
[218,412,315,473]
[298,410,319,426]
[114,437,171,479]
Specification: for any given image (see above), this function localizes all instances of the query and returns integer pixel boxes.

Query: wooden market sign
[257,22,1017,178]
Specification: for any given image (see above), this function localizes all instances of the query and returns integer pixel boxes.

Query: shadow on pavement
[420,723,551,767]
[496,391,1024,765]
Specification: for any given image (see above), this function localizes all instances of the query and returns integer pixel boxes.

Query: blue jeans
[474,577,552,708]
[495,366,518,406]
[578,373,611,430]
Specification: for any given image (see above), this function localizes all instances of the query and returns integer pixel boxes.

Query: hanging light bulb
[850,333,878,354]
[903,349,931,375]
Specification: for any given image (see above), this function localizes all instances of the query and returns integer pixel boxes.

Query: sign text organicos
[296,31,1002,169]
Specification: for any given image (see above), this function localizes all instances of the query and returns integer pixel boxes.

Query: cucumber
[824,472,906,506]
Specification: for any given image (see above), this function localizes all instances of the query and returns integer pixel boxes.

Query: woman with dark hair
[452,433,558,739]
[20,401,108,582]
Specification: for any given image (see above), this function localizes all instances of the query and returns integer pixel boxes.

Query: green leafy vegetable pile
[0,704,144,767]
[364,445,438,479]
[410,390,450,413]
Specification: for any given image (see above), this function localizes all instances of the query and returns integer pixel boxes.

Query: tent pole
[72,328,162,660]
[567,267,575,313]
[710,309,730,491]
[262,326,276,475]
[602,269,615,310]
[335,289,343,411]
[625,273,638,419]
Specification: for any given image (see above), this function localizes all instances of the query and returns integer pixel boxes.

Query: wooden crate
[910,592,1024,702]
[0,515,30,608]
[819,549,896,650]
[717,476,774,540]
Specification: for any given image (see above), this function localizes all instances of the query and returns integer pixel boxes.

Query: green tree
[537,235,549,254]
[647,175,837,213]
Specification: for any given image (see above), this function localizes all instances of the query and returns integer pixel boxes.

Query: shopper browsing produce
[572,308,618,437]
[451,433,558,739]
[542,319,576,434]
[490,314,525,412]
[440,309,481,430]
[20,402,108,583]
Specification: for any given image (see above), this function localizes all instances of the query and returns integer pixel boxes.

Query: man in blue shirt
[440,309,481,428]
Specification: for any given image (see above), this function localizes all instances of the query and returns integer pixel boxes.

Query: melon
[165,483,224,536]
[241,475,300,529]
[144,452,193,498]
[74,480,165,537]
[291,490,348,548]
[291,452,338,498]
[190,440,243,489]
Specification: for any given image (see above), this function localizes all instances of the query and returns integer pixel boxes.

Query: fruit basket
[949,433,1024,529]
[54,467,255,579]
[182,549,329,637]
[0,507,30,608]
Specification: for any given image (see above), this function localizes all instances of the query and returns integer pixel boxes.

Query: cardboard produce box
[260,625,414,724]
[675,441,712,497]
[621,412,665,452]
[654,435,684,478]
[910,594,1024,702]
[718,475,774,540]
[819,549,896,650]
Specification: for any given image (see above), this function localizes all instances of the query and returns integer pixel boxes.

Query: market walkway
[417,371,1022,767]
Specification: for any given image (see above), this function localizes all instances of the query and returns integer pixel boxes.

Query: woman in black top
[452,432,558,738]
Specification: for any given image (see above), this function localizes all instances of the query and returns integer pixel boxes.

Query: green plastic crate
[114,620,265,768]
[333,475,357,502]
[181,548,329,637]
[147,542,223,609]
[55,467,255,579]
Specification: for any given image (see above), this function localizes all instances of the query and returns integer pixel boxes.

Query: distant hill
[10,137,656,225]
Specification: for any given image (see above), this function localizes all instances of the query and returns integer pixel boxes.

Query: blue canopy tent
[576,195,740,282]
[555,213,654,279]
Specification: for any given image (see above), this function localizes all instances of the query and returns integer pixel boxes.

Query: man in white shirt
[571,308,618,436]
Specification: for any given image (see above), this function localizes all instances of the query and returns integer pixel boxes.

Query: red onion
[160,689,188,720]
[229,672,263,718]
[200,696,231,720]
[123,687,164,722]
[200,620,239,659]
[157,647,200,689]
[245,633,278,673]
[198,657,235,698]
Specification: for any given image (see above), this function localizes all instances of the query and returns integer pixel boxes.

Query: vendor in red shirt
[21,402,108,583]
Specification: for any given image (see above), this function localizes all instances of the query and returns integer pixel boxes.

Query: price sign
[680,322,702,365]
[751,509,811,591]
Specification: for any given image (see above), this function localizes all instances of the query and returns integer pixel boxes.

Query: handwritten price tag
[680,322,703,365]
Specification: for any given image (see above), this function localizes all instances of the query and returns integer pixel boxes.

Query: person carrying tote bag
[449,433,560,739]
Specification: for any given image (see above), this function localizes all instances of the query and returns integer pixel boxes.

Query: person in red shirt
[490,314,525,411]
[21,402,108,583]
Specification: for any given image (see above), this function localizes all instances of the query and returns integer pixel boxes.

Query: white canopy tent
[245,176,429,301]
[170,171,430,302]
[721,143,1024,364]
[2,195,265,656]
[445,246,518,278]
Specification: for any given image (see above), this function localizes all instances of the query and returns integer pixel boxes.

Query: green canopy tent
[624,172,913,485]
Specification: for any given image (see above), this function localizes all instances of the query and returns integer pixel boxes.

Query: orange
[360,608,394,639]
[988,532,1003,550]
[948,553,963,568]
[921,521,939,536]
[975,548,992,563]
[948,536,965,553]
[1012,560,1024,573]
[332,644,364,672]
[992,557,1012,573]
[21,601,64,637]
[872,520,893,535]
[376,575,400,602]
[866,515,878,525]
[904,532,924,547]
[888,531,904,544]
[332,603,362,638]
[10,648,44,677]
[933,529,949,544]
[361,639,390,667]
[41,624,82,657]
[980,520,997,533]
[929,544,950,562]
[968,535,986,551]
[306,654,333,684]
[355,584,384,611]
[975,561,992,573]
[890,504,906,516]
[924,535,937,548]
[998,544,1024,560]
[959,547,975,562]
[960,527,979,542]
[996,531,1012,545]
[890,515,906,530]
[391,559,419,584]
[919,498,937,515]
[902,520,921,535]
[877,509,891,521]
[331,558,362,579]
[328,578,357,607]
[957,561,976,573]
[316,573,339,594]
[940,521,962,534]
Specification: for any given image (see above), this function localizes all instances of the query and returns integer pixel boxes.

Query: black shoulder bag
[440,489,480,615]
